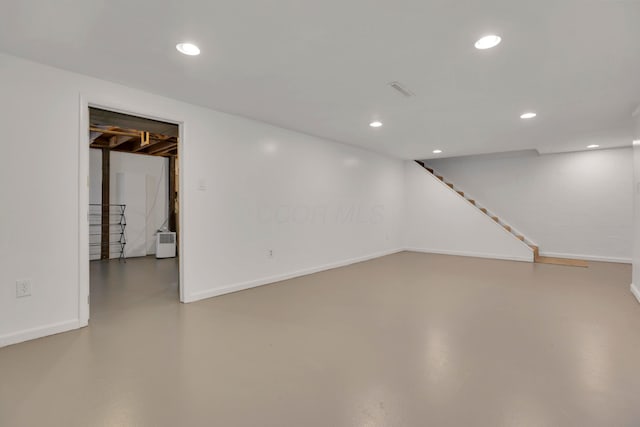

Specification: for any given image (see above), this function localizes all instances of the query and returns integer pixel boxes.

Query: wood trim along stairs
[414,161,588,268]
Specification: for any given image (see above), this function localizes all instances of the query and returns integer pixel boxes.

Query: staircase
[415,161,589,267]
[415,161,541,261]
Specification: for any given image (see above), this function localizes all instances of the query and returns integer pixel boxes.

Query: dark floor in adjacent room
[0,252,638,427]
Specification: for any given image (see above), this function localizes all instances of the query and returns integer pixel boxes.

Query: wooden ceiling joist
[130,134,158,152]
[146,141,178,155]
[90,131,104,143]
[90,107,179,138]
[152,146,178,157]
[89,126,140,138]
[89,124,178,158]
[110,135,135,148]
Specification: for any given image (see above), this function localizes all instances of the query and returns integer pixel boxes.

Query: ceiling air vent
[389,81,414,97]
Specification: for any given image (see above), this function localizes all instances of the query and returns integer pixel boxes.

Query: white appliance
[155,232,176,258]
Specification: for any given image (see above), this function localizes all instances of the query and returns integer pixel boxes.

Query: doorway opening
[87,107,181,319]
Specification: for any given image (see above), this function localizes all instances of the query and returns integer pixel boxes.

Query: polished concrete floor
[0,252,639,426]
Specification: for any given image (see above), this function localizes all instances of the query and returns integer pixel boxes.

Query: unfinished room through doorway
[86,107,182,320]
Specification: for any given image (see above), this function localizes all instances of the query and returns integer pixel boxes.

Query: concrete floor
[0,252,639,426]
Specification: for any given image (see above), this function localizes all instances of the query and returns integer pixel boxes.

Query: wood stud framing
[89,125,177,157]
[168,156,178,241]
[100,148,110,260]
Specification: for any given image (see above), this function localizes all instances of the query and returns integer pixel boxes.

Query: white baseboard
[184,248,405,303]
[540,252,631,264]
[631,284,640,304]
[0,319,82,348]
[405,247,533,263]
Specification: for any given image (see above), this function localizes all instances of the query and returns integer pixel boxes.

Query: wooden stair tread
[503,225,511,232]
[446,183,454,189]
[480,208,488,214]
[491,216,499,222]
[535,256,588,268]
[426,168,434,173]
[436,175,444,180]
[516,235,525,241]
[456,191,464,196]
[467,199,476,205]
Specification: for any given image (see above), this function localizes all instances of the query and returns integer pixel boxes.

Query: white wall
[404,161,534,262]
[4,50,630,348]
[632,108,640,303]
[0,53,404,347]
[89,149,169,259]
[427,148,634,263]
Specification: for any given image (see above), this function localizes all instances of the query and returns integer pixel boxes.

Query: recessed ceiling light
[520,112,537,119]
[475,35,502,50]
[369,121,383,128]
[633,140,640,146]
[433,149,443,154]
[587,144,599,149]
[176,43,200,56]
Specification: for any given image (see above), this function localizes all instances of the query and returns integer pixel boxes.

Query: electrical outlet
[268,249,274,258]
[16,279,31,298]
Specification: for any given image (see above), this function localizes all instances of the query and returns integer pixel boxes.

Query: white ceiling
[1,0,639,159]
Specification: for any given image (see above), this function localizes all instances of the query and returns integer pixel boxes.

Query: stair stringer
[404,161,534,262]
[422,162,539,249]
